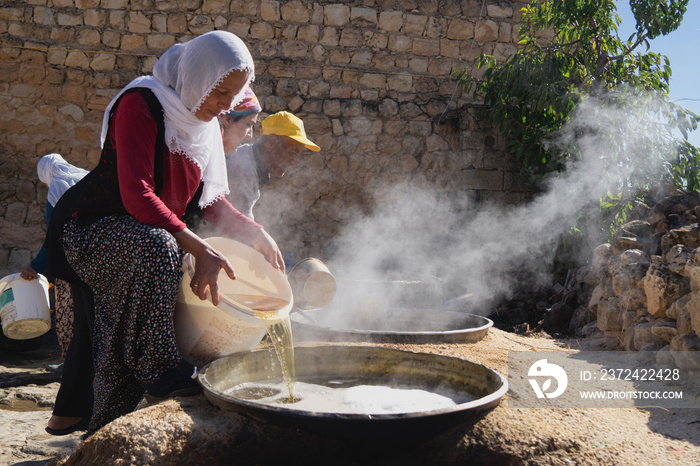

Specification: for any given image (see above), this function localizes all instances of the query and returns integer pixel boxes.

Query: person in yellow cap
[225,110,320,220]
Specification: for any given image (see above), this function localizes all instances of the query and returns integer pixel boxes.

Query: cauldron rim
[291,308,494,343]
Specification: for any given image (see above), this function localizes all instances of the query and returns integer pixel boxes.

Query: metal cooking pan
[291,308,493,344]
[198,345,507,441]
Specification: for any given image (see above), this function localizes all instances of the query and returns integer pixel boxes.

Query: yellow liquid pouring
[226,294,297,402]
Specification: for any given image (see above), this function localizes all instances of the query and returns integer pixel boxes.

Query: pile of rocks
[567,187,700,367]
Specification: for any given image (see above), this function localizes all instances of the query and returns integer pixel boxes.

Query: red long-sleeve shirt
[111,91,260,238]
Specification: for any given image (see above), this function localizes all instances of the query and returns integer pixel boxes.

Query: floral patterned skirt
[53,278,73,360]
[62,214,183,430]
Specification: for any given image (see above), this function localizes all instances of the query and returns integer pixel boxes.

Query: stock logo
[528,359,568,399]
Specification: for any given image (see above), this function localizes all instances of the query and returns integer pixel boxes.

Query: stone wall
[0,0,531,276]
[566,187,700,368]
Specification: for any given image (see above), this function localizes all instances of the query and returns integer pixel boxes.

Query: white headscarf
[99,31,255,207]
[37,153,89,207]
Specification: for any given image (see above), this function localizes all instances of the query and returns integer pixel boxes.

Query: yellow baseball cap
[261,111,320,152]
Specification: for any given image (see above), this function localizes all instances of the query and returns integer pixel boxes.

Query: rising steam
[323,93,684,323]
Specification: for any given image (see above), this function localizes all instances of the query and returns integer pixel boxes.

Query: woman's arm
[202,197,285,273]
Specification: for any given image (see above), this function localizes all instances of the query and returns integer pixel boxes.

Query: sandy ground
[0,332,81,466]
[2,325,700,465]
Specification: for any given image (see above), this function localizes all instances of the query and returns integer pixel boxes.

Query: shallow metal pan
[198,345,507,441]
[290,308,493,344]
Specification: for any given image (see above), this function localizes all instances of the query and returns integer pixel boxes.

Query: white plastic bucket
[174,237,293,366]
[0,273,51,340]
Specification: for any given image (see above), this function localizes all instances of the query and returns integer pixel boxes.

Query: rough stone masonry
[0,0,534,275]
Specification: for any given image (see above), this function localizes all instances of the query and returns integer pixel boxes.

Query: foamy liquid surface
[223,381,459,414]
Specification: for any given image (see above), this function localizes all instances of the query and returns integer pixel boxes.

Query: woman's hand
[173,228,235,306]
[189,245,235,306]
[249,228,285,274]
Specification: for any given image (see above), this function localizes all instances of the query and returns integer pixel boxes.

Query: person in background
[225,111,320,221]
[45,31,284,438]
[21,153,88,362]
[220,87,261,153]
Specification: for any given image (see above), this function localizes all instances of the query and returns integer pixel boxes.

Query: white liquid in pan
[224,381,463,414]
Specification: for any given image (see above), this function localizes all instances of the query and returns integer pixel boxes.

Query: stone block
[643,256,691,318]
[214,16,227,29]
[446,18,473,40]
[351,7,377,27]
[167,14,187,34]
[90,53,116,71]
[633,322,669,351]
[261,0,280,21]
[493,43,518,61]
[7,23,34,39]
[597,298,624,331]
[281,41,307,58]
[33,7,54,25]
[47,48,67,66]
[324,4,350,27]
[487,4,513,18]
[405,14,426,35]
[287,96,304,113]
[251,22,275,39]
[351,50,372,65]
[202,0,229,14]
[378,11,402,32]
[412,38,439,56]
[460,169,503,191]
[65,51,89,68]
[329,50,350,64]
[425,17,446,38]
[4,202,27,224]
[109,10,125,29]
[498,22,512,43]
[330,118,342,136]
[103,30,121,48]
[359,73,385,89]
[0,7,24,21]
[651,322,679,344]
[74,0,100,7]
[670,333,700,369]
[229,19,251,38]
[102,0,129,8]
[427,58,452,76]
[57,12,82,26]
[329,85,352,99]
[78,29,101,47]
[475,19,498,42]
[439,38,459,59]
[320,27,338,46]
[121,34,146,51]
[297,24,319,42]
[408,58,429,73]
[388,34,412,52]
[367,32,387,50]
[281,1,309,23]
[84,9,107,28]
[188,15,215,35]
[339,28,363,47]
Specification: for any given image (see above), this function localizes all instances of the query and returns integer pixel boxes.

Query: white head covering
[99,31,255,207]
[37,153,89,207]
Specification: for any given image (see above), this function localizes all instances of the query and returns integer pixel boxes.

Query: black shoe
[45,418,89,436]
[145,361,202,399]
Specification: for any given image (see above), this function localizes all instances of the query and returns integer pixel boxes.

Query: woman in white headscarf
[47,31,284,437]
[21,154,88,357]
